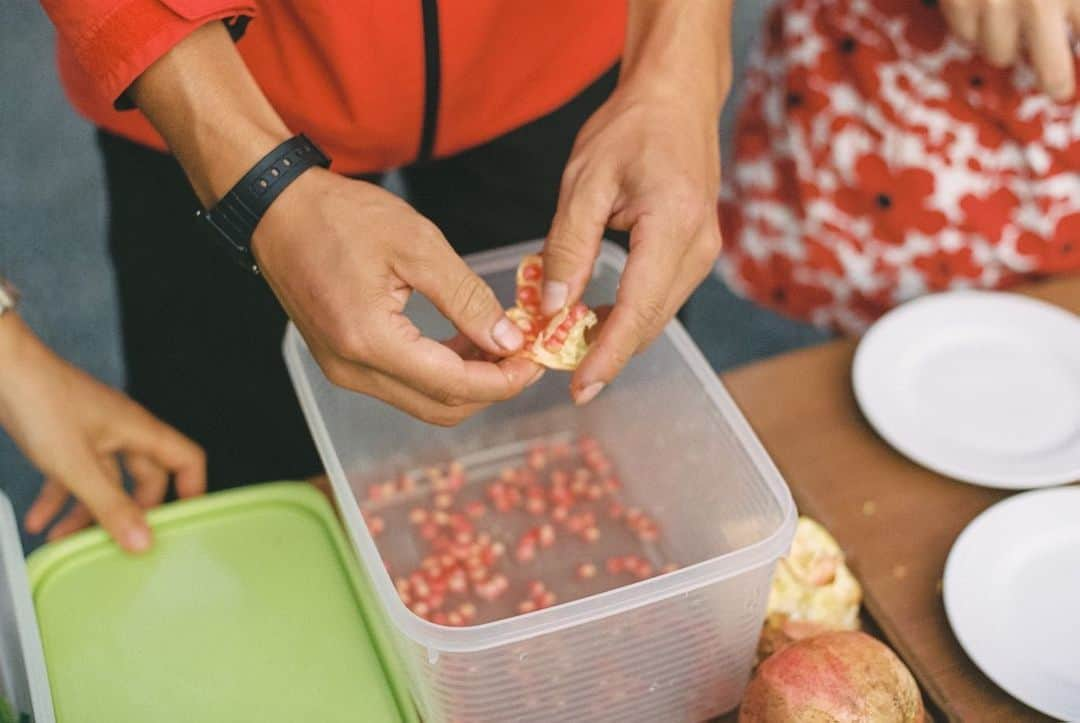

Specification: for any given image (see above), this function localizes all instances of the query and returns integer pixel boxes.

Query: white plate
[853,291,1080,489]
[944,486,1080,720]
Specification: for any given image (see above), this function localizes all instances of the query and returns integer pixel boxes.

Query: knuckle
[630,295,667,335]
[666,187,710,233]
[691,230,724,267]
[421,406,468,427]
[330,323,370,362]
[432,380,469,408]
[451,273,497,325]
[319,358,358,391]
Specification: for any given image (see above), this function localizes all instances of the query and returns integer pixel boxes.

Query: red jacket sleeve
[40,0,257,105]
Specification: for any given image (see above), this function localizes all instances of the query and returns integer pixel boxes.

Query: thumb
[541,174,613,316]
[56,450,153,553]
[404,233,525,356]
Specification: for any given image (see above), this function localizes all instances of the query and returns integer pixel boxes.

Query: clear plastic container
[284,240,797,722]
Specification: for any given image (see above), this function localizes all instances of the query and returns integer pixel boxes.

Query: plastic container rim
[283,240,798,655]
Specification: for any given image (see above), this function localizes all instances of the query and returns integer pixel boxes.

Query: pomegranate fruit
[740,631,925,723]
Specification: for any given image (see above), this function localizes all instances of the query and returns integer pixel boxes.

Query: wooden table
[719,278,1080,722]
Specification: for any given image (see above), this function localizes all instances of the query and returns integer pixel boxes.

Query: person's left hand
[540,86,723,404]
[0,316,206,551]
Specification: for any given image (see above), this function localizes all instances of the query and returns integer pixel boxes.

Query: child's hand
[0,314,206,552]
[941,0,1079,101]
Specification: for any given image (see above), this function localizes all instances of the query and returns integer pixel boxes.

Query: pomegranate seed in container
[434,493,454,510]
[538,524,556,548]
[465,501,487,519]
[527,580,546,598]
[419,523,439,541]
[409,508,428,525]
[412,601,430,618]
[431,612,449,625]
[367,515,385,536]
[576,562,598,580]
[517,600,537,614]
[551,505,569,522]
[458,602,477,622]
[538,591,557,609]
[581,526,600,543]
[447,611,464,627]
[605,557,625,575]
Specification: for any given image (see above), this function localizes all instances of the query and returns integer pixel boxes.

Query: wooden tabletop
[720,278,1080,723]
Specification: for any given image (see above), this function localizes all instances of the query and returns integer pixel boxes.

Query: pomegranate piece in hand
[506,254,598,371]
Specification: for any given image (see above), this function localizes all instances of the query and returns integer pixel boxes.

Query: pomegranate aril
[581,526,600,543]
[538,524,556,548]
[412,601,431,618]
[515,541,537,563]
[605,557,625,575]
[409,508,429,525]
[527,580,547,598]
[434,492,454,510]
[538,591,557,609]
[458,602,477,622]
[431,612,449,625]
[576,562,598,580]
[447,611,464,627]
[527,447,547,470]
[419,523,439,541]
[367,515,385,536]
[517,600,537,614]
[465,501,486,519]
[551,505,569,522]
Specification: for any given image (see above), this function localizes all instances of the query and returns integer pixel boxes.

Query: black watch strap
[196,134,331,274]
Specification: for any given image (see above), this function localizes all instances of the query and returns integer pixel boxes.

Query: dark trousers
[100,67,619,490]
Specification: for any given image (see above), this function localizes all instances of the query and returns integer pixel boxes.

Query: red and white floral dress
[719,0,1080,335]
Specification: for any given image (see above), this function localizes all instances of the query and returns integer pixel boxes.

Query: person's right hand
[252,169,544,426]
[941,0,1079,101]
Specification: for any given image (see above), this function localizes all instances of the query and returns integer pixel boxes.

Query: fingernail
[542,281,569,316]
[492,317,524,351]
[574,382,605,406]
[126,526,152,553]
[526,367,546,387]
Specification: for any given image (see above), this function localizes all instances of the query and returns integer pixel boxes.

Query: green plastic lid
[26,482,417,723]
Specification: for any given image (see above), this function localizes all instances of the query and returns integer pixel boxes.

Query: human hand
[941,0,1080,100]
[0,315,205,552]
[252,169,544,426]
[540,87,723,404]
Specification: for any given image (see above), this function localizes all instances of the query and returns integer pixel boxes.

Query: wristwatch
[196,134,331,274]
[0,276,18,317]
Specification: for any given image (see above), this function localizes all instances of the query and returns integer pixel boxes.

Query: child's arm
[0,310,206,552]
[941,0,1078,101]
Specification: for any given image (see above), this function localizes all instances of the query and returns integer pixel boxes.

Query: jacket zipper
[417,0,441,162]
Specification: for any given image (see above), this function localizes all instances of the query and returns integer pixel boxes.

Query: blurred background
[0,1,826,550]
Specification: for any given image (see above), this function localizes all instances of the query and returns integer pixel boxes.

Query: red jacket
[42,0,626,174]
